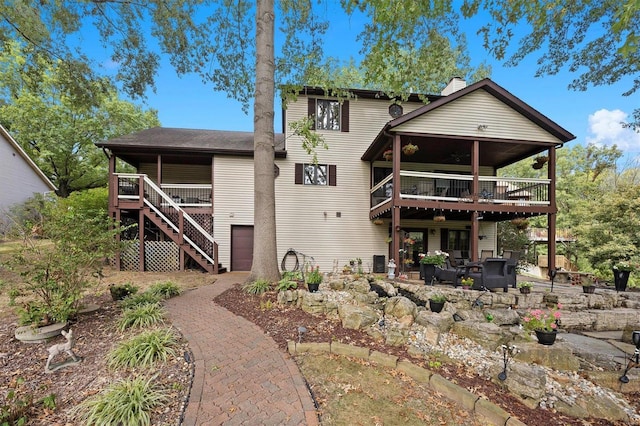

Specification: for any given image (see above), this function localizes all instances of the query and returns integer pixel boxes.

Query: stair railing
[141,175,216,266]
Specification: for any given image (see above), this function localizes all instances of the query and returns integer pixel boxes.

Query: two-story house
[97,78,575,275]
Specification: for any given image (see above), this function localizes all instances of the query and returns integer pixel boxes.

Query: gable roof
[0,124,56,191]
[363,78,576,162]
[390,78,575,141]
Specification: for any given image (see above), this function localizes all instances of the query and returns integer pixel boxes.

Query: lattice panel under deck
[144,241,179,272]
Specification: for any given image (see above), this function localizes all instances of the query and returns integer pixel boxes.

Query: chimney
[441,77,467,96]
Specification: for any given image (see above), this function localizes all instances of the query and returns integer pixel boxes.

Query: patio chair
[503,250,521,288]
[447,250,465,267]
[480,250,494,261]
[435,258,464,286]
[464,258,509,292]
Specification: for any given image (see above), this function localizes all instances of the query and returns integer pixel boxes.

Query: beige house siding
[213,156,255,269]
[393,89,563,144]
[274,96,424,271]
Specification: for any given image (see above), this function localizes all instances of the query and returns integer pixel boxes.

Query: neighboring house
[97,78,575,274]
[0,125,56,232]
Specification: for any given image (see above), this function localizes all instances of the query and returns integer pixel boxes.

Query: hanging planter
[434,215,446,222]
[535,155,549,164]
[402,143,419,156]
[383,149,393,161]
[511,217,528,230]
[372,218,384,225]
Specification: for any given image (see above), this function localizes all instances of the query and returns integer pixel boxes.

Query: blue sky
[96,5,640,158]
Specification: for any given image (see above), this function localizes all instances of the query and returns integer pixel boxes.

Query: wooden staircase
[143,207,224,273]
[123,174,224,274]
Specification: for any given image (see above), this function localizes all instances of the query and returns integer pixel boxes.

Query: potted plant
[429,293,446,313]
[612,260,636,292]
[460,276,474,289]
[420,251,449,285]
[575,273,596,293]
[402,143,419,156]
[109,282,139,301]
[522,303,562,345]
[306,266,323,293]
[383,149,393,161]
[517,281,533,294]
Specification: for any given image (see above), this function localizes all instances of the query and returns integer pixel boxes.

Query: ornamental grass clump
[147,281,181,299]
[72,376,168,426]
[117,303,166,331]
[107,328,178,370]
[522,303,562,333]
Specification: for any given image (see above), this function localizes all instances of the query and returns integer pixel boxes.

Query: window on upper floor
[295,163,337,186]
[316,100,340,130]
[308,98,349,132]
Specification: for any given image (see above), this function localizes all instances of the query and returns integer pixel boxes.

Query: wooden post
[178,210,184,271]
[470,140,480,262]
[548,147,557,274]
[114,209,121,271]
[138,209,145,272]
[392,134,401,269]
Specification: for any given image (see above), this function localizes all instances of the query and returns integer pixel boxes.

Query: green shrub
[276,278,298,291]
[109,282,139,301]
[147,281,181,299]
[117,303,165,331]
[72,376,168,426]
[120,292,161,310]
[7,194,126,325]
[242,279,271,295]
[107,329,178,370]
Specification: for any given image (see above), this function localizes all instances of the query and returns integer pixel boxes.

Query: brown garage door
[231,225,253,271]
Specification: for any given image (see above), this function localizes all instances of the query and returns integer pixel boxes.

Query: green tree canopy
[0,42,160,197]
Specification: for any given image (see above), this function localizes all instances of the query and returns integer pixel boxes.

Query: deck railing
[371,171,551,208]
[114,173,216,266]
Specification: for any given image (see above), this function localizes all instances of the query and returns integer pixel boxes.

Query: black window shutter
[295,163,303,184]
[329,165,337,186]
[307,98,316,130]
[341,100,349,132]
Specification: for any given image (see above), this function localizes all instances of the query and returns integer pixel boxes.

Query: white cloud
[586,109,640,152]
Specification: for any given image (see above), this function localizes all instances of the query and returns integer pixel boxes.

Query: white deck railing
[371,171,550,208]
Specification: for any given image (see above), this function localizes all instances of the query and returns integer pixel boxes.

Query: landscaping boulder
[515,340,580,371]
[384,296,417,324]
[345,278,371,294]
[337,304,378,330]
[452,321,511,350]
[414,311,454,333]
[301,292,326,314]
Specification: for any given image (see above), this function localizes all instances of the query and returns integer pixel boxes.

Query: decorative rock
[498,362,546,402]
[384,326,409,346]
[345,278,371,294]
[485,308,520,326]
[384,296,417,320]
[328,279,345,290]
[452,321,511,350]
[515,341,580,371]
[300,292,326,314]
[337,304,378,330]
[414,311,454,332]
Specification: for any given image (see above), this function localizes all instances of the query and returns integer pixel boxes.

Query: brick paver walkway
[165,272,318,425]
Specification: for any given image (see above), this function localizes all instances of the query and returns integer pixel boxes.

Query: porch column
[114,209,121,271]
[138,209,145,272]
[470,140,480,262]
[156,155,162,184]
[548,147,557,275]
[211,156,215,212]
[108,152,116,210]
[392,134,401,268]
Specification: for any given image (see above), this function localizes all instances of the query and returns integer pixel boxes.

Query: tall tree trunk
[249,0,279,282]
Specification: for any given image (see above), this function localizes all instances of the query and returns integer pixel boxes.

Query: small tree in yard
[7,191,127,325]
